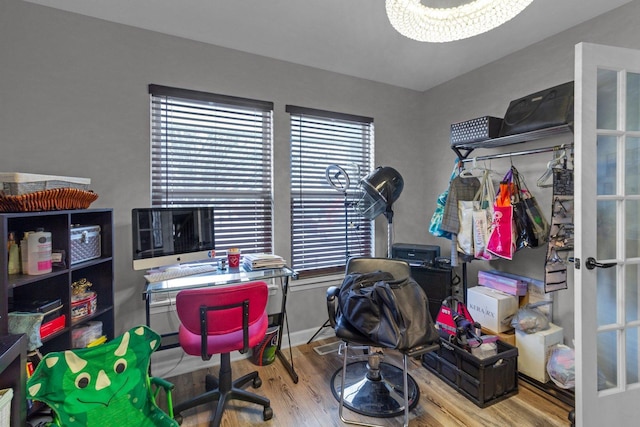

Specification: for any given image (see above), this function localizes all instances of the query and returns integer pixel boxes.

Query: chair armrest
[151,376,175,392]
[326,286,340,328]
[150,376,176,418]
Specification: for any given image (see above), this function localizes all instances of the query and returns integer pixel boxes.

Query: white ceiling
[24,0,633,91]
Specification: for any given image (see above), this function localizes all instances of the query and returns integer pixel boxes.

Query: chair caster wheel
[263,406,273,421]
[253,375,262,388]
[174,414,183,425]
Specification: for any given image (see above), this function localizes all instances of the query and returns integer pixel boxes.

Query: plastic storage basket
[422,337,518,408]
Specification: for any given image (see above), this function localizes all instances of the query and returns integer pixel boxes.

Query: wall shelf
[451,124,573,160]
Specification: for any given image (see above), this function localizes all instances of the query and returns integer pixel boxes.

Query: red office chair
[172,281,273,426]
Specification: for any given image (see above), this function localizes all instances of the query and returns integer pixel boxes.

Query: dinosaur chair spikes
[27,325,177,427]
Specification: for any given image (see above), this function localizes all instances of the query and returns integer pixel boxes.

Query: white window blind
[149,84,274,254]
[287,105,374,276]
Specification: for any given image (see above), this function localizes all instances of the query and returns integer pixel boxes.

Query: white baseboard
[150,325,337,379]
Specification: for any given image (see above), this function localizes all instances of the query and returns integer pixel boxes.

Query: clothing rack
[454,142,573,302]
[460,143,573,164]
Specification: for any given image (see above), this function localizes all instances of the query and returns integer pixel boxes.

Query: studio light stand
[307,165,405,345]
[307,165,352,344]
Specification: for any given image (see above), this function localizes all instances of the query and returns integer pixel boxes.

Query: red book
[40,314,66,339]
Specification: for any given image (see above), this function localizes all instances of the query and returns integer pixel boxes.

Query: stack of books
[242,253,286,270]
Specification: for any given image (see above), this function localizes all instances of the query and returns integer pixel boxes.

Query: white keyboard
[144,264,218,283]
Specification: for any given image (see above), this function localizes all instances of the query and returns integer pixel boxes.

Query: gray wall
[0,0,427,335]
[2,0,640,343]
[420,0,640,342]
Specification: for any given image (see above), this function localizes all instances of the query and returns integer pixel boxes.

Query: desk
[142,266,299,383]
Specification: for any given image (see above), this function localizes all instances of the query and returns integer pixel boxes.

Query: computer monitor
[132,207,215,271]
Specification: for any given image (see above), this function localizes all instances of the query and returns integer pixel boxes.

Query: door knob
[585,257,617,270]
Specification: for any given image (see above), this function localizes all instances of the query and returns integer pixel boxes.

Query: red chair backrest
[175,281,269,337]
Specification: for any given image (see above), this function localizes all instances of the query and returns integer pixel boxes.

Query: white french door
[575,42,640,426]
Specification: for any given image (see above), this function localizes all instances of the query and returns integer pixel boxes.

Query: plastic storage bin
[72,321,103,348]
[422,338,519,408]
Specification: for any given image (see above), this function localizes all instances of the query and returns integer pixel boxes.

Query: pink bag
[487,205,515,260]
[487,170,516,260]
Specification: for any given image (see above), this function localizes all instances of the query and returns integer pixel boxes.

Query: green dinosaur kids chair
[27,325,178,427]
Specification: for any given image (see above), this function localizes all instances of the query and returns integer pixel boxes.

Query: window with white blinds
[287,105,374,276]
[149,84,274,254]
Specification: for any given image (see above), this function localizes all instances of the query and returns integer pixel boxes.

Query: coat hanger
[460,157,497,178]
[537,146,568,188]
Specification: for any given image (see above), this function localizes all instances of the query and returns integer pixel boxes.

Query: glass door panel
[597,199,616,259]
[597,135,617,195]
[597,330,618,391]
[627,327,640,385]
[626,137,640,195]
[625,264,640,323]
[627,73,640,131]
[596,266,617,327]
[597,69,618,130]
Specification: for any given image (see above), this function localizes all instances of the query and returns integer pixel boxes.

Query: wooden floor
[166,338,573,427]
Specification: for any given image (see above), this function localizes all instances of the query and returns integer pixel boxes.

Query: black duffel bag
[337,270,439,351]
[499,81,574,136]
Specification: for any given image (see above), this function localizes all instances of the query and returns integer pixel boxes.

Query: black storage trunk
[422,338,519,408]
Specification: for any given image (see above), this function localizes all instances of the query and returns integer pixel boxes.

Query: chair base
[330,361,419,418]
[173,353,272,426]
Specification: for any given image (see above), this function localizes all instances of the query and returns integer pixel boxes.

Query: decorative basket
[0,188,98,212]
[450,116,503,146]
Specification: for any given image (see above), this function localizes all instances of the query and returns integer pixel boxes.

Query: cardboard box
[478,270,528,296]
[515,323,564,383]
[467,286,519,333]
[481,326,516,347]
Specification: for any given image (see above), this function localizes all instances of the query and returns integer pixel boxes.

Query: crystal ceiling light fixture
[385,0,535,43]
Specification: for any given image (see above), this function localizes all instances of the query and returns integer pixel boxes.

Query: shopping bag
[487,169,516,260]
[512,166,550,249]
[429,160,460,239]
[472,170,496,260]
[457,200,478,256]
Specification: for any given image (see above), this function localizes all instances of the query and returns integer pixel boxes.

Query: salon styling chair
[326,257,440,427]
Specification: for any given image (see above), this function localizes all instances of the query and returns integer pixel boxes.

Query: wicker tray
[0,188,98,212]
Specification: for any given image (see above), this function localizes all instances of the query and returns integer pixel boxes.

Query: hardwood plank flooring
[165,339,573,426]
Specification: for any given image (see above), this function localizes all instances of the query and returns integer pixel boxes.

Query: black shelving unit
[0,208,114,419]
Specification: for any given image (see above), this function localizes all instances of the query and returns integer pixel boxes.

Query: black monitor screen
[132,207,215,270]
